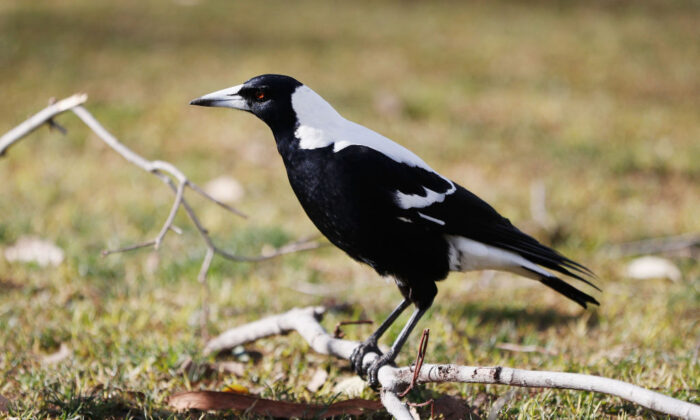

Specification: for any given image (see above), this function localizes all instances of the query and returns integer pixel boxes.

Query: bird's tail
[519,265,599,308]
[486,223,600,308]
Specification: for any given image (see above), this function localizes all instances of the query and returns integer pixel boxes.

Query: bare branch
[154,180,185,250]
[102,240,157,256]
[0,94,87,156]
[205,306,700,419]
[1,96,322,263]
[1,95,323,333]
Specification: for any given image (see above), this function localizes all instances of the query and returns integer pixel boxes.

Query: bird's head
[190,74,303,134]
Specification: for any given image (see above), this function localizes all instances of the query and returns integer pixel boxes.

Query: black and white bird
[191,74,599,386]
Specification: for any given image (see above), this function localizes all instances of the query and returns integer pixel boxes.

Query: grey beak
[190,83,249,110]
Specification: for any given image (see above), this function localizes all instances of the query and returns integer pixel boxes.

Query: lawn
[0,0,698,418]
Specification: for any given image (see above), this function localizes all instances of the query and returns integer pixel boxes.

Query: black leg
[350,299,410,376]
[366,306,428,388]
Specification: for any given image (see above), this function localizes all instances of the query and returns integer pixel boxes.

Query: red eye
[255,90,266,101]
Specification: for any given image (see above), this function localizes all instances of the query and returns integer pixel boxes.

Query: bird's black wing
[414,185,596,281]
[404,183,600,307]
[332,146,592,284]
[327,145,598,307]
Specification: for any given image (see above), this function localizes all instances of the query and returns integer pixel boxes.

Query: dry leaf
[626,256,682,282]
[203,176,244,204]
[41,343,72,364]
[4,236,64,267]
[222,383,249,394]
[168,390,382,417]
[307,368,328,392]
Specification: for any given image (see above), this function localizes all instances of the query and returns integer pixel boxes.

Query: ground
[0,0,698,418]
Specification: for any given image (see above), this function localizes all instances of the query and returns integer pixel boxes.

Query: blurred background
[0,0,698,417]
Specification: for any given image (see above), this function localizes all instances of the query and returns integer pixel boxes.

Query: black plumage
[191,74,599,386]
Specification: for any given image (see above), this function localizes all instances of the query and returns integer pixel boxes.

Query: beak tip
[189,98,206,106]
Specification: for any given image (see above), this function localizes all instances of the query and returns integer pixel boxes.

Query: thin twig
[398,328,430,398]
[47,98,68,135]
[155,180,186,249]
[407,399,435,419]
[0,94,87,156]
[188,181,247,218]
[102,240,157,256]
[333,320,373,339]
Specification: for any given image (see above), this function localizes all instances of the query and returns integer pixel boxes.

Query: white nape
[292,85,434,170]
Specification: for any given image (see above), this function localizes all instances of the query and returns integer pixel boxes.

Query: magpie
[191,74,599,387]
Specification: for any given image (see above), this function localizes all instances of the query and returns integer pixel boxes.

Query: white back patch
[291,86,434,170]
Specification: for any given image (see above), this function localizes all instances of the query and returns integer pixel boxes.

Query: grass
[1,0,698,418]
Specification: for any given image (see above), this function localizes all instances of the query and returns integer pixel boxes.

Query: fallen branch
[205,306,700,420]
[1,95,323,333]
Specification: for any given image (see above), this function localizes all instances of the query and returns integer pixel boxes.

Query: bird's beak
[189,84,249,110]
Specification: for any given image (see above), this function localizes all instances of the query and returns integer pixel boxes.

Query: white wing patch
[291,86,433,170]
[445,235,550,280]
[395,183,456,210]
[417,212,445,225]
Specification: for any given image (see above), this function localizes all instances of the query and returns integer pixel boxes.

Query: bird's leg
[366,306,428,389]
[350,298,411,376]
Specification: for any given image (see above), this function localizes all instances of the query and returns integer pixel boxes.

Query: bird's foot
[366,351,396,389]
[350,339,382,376]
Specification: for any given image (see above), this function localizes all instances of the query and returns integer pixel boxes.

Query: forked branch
[204,306,700,420]
[1,95,323,330]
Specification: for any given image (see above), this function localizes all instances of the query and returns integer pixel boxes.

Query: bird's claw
[350,339,382,376]
[366,352,396,389]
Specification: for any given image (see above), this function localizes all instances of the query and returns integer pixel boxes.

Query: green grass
[1,0,698,418]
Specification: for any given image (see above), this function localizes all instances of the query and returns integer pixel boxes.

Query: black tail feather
[491,224,600,291]
[521,266,599,308]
